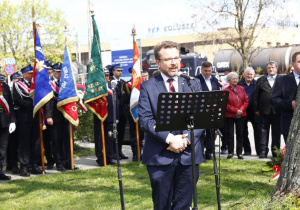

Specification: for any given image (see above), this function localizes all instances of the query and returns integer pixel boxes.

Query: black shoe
[12,166,20,174]
[119,152,128,159]
[0,171,11,180]
[20,166,30,177]
[31,164,43,174]
[65,165,79,170]
[107,160,116,165]
[56,164,66,171]
[227,154,233,159]
[205,154,213,160]
[221,149,227,154]
[243,152,251,156]
[259,154,267,158]
[47,163,54,170]
[113,154,118,160]
[238,155,244,160]
[97,161,104,167]
[6,165,12,171]
[132,155,138,162]
[203,158,207,163]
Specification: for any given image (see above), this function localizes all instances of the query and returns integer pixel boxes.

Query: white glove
[9,122,16,134]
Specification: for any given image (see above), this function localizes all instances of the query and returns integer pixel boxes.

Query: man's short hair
[244,67,255,75]
[154,41,179,60]
[201,61,212,68]
[292,52,300,62]
[141,71,148,74]
[266,61,278,68]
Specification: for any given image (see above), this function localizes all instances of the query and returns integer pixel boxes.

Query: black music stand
[155,90,229,210]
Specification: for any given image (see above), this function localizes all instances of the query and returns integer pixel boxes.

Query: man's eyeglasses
[158,57,181,63]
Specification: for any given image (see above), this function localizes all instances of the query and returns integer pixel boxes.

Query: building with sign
[71,27,300,74]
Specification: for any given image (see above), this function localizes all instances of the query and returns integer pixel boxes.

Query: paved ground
[1,122,285,183]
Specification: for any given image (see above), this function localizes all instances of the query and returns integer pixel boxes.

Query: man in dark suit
[13,64,43,176]
[254,61,281,158]
[45,62,76,171]
[110,64,129,160]
[195,61,221,160]
[0,78,16,180]
[94,68,116,166]
[139,41,204,209]
[271,52,300,141]
[238,67,261,156]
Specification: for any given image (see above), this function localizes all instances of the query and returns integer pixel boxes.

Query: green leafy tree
[0,0,71,70]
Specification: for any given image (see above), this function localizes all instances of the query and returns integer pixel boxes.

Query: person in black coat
[13,64,43,176]
[195,61,222,160]
[271,51,300,141]
[110,64,129,160]
[45,62,76,171]
[6,72,22,174]
[253,61,282,158]
[94,68,117,166]
[238,67,261,156]
[0,79,16,180]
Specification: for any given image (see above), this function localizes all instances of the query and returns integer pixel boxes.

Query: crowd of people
[0,41,299,209]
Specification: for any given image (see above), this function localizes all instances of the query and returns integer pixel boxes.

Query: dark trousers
[260,113,281,157]
[128,114,144,155]
[147,159,198,210]
[0,127,9,166]
[17,122,40,166]
[243,113,261,155]
[43,129,55,165]
[94,115,113,163]
[7,130,19,167]
[200,129,212,155]
[226,117,244,156]
[115,113,127,154]
[47,120,70,167]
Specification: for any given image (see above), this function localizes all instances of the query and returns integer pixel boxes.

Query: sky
[11,0,300,49]
[48,0,198,48]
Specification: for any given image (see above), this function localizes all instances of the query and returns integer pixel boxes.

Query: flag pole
[131,26,140,160]
[69,122,74,170]
[101,121,107,166]
[33,7,46,174]
[64,24,75,170]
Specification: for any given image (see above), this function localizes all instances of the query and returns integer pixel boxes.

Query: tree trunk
[273,86,300,199]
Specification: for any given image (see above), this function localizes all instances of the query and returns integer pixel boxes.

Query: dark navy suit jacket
[271,72,298,136]
[195,74,221,91]
[138,73,204,166]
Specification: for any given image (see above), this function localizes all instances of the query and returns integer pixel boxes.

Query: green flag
[84,15,108,121]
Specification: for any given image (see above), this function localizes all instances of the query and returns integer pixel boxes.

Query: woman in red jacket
[223,72,249,159]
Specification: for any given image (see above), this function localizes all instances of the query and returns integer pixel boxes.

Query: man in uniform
[13,64,43,176]
[94,68,116,166]
[45,62,77,171]
[6,72,22,174]
[124,67,144,161]
[111,64,128,160]
[43,60,55,169]
[0,76,16,180]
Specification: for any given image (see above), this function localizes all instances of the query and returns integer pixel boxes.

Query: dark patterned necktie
[167,78,175,92]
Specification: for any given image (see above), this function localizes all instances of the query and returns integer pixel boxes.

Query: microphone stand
[186,79,198,209]
[111,86,126,210]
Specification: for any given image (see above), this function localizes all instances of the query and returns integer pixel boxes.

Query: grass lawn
[0,159,285,209]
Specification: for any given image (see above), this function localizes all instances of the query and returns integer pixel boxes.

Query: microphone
[111,80,117,89]
[176,72,195,80]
